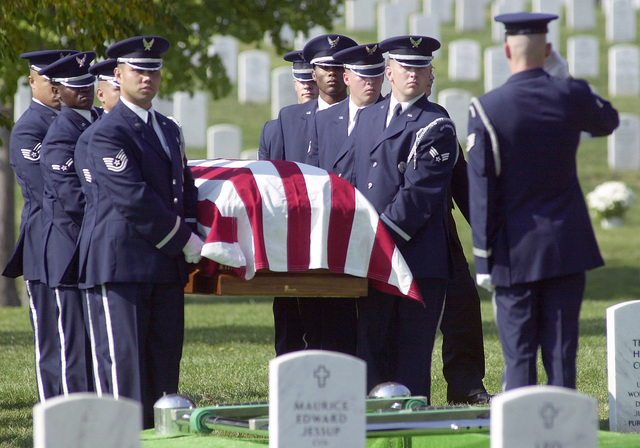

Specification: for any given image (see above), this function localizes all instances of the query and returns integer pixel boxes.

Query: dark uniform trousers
[495,272,585,390]
[440,212,486,401]
[357,279,447,400]
[4,101,62,400]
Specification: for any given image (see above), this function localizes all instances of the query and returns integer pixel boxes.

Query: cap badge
[327,36,339,48]
[76,54,87,68]
[366,45,378,55]
[410,37,422,48]
[143,38,155,51]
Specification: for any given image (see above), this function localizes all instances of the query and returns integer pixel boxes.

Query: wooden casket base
[185,268,368,297]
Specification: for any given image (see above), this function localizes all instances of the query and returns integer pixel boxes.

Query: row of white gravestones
[33,351,615,448]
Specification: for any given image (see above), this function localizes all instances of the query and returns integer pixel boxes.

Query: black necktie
[146,112,153,127]
[392,103,402,120]
[90,108,99,122]
[387,103,402,128]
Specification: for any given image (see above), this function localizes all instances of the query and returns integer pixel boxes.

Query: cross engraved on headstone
[314,365,330,388]
[540,403,559,429]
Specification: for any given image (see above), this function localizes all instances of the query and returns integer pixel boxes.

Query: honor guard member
[72,59,121,394]
[268,34,357,163]
[466,13,619,391]
[350,36,458,400]
[258,50,317,161]
[3,49,78,401]
[39,51,101,395]
[438,111,491,405]
[305,43,386,356]
[259,50,317,355]
[262,35,357,356]
[308,43,386,181]
[83,36,202,427]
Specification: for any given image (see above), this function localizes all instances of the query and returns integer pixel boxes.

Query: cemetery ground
[1,148,638,446]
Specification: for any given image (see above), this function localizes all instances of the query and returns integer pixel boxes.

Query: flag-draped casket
[189,159,422,302]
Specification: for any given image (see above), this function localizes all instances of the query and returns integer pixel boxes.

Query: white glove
[182,232,204,264]
[476,273,495,292]
[544,48,571,79]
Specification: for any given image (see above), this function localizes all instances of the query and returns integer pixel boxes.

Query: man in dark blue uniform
[268,34,357,163]
[39,51,102,395]
[71,59,121,394]
[258,51,317,165]
[350,36,458,400]
[261,35,357,356]
[81,36,202,427]
[3,49,77,401]
[467,13,619,391]
[258,50,317,355]
[308,43,385,182]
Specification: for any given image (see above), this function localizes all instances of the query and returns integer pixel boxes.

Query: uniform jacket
[258,119,278,161]
[309,96,384,183]
[351,94,458,279]
[3,101,58,280]
[466,68,619,286]
[39,106,98,286]
[79,100,198,287]
[270,99,318,162]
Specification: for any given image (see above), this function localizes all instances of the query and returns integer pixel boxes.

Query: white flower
[586,181,635,219]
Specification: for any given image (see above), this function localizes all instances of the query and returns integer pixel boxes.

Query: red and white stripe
[189,159,422,302]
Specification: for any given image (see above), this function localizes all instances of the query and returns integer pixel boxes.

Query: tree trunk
[0,103,20,307]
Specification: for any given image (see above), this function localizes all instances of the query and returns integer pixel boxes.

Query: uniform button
[367,182,373,189]
[173,198,178,204]
[373,162,378,167]
[172,179,177,185]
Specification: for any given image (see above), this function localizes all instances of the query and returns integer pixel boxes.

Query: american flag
[189,159,422,302]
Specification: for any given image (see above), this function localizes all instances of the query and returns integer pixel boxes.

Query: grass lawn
[2,4,640,447]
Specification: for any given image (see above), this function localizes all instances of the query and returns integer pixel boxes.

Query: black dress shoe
[450,391,492,406]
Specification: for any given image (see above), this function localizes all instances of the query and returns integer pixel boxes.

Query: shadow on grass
[185,325,273,345]
[586,266,640,301]
[185,295,275,305]
[0,330,32,347]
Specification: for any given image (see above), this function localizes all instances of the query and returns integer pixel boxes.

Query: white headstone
[207,124,242,160]
[393,0,421,16]
[608,44,640,97]
[153,94,174,117]
[409,14,441,42]
[33,393,141,448]
[568,35,599,78]
[240,149,259,160]
[484,45,511,92]
[567,0,596,30]
[378,2,408,41]
[238,50,271,104]
[173,91,208,149]
[438,89,472,143]
[606,0,637,43]
[608,114,640,171]
[424,0,454,23]
[14,77,31,121]
[271,67,297,119]
[607,300,640,432]
[294,26,327,50]
[346,0,377,31]
[455,0,486,31]
[448,39,482,81]
[491,385,598,448]
[210,35,239,84]
[269,350,366,448]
